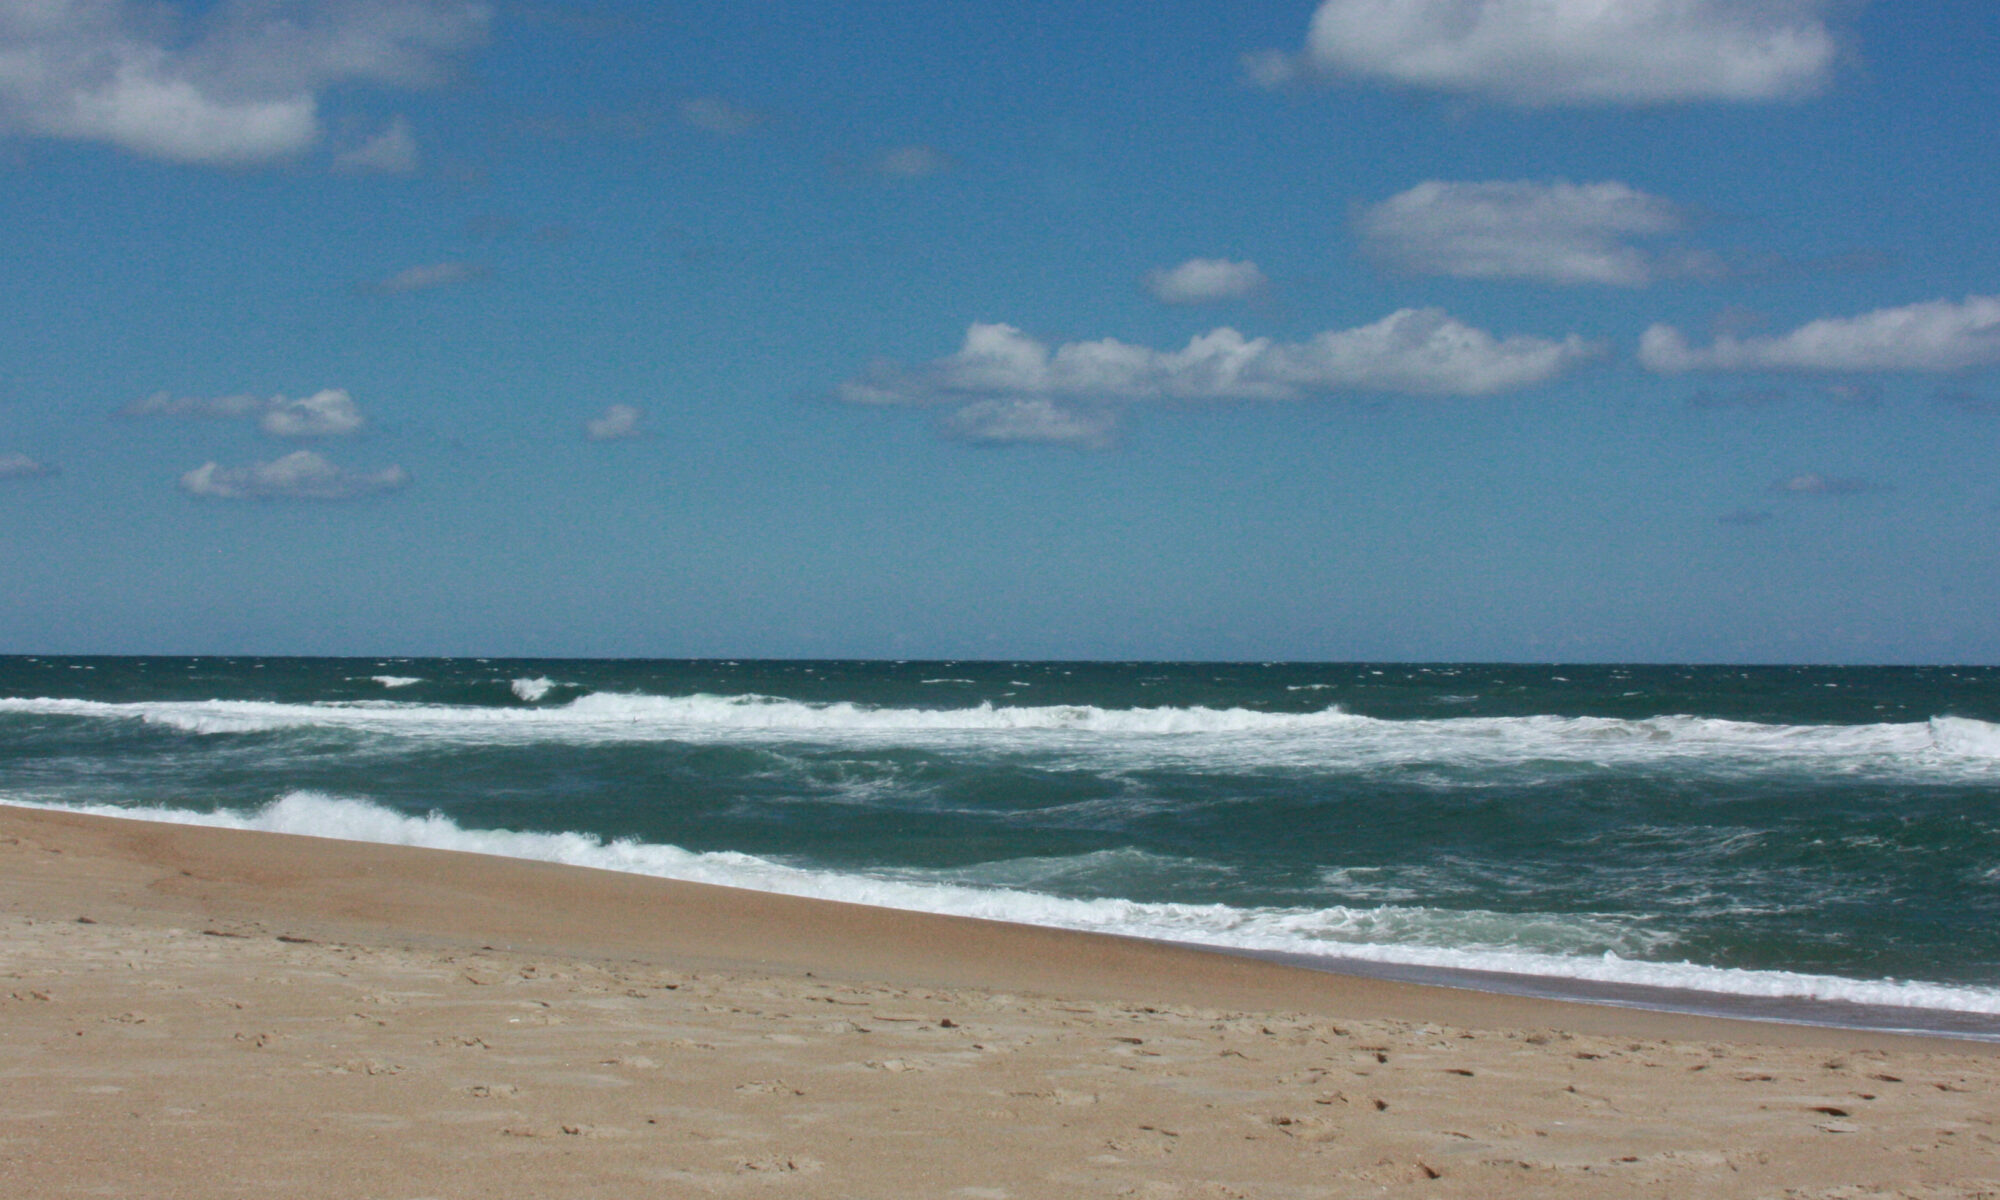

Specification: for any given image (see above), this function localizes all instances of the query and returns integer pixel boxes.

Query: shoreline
[1225,946,2000,1044]
[7,803,2000,1198]
[2,802,1991,1052]
[11,798,1998,1044]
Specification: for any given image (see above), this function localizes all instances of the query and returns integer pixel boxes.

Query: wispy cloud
[1818,381,1882,408]
[871,144,952,178]
[1689,386,1789,410]
[0,452,54,480]
[1251,0,1841,106]
[584,404,642,440]
[1642,296,2000,373]
[363,261,486,295]
[1773,473,1874,497]
[123,392,266,420]
[1144,258,1268,305]
[179,451,409,501]
[939,399,1117,449]
[1935,388,2000,415]
[1357,180,1714,286]
[124,389,366,437]
[333,115,419,174]
[679,96,766,136]
[0,0,489,165]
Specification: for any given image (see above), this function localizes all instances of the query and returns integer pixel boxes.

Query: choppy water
[4,657,1998,1033]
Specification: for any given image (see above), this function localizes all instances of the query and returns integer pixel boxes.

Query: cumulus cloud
[0,0,489,165]
[124,387,365,436]
[258,389,365,437]
[1357,180,1714,286]
[1144,258,1268,305]
[364,260,484,294]
[844,312,1595,414]
[584,403,641,440]
[1641,296,2000,373]
[939,399,1118,449]
[679,96,764,135]
[332,114,417,173]
[1256,0,1840,106]
[0,451,54,479]
[179,450,408,500]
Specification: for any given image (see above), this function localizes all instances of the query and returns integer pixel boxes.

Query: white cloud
[258,388,365,437]
[333,114,417,173]
[0,451,53,479]
[843,311,1596,414]
[1358,180,1707,286]
[873,144,951,178]
[1144,258,1268,304]
[0,1,489,165]
[367,260,484,294]
[1262,0,1839,106]
[124,387,365,436]
[679,96,764,135]
[585,403,641,440]
[1641,296,2000,373]
[179,450,408,500]
[940,399,1117,449]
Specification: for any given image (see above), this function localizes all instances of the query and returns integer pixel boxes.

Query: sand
[1,804,1995,1199]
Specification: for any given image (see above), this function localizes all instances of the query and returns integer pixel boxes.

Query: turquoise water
[4,656,1998,1027]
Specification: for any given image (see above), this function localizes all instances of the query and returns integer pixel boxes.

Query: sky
[2,0,1997,663]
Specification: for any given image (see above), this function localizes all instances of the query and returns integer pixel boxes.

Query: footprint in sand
[1264,1113,1341,1143]
[734,1154,823,1174]
[464,1084,519,1099]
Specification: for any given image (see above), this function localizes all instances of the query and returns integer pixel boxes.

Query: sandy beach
[2,803,1995,1199]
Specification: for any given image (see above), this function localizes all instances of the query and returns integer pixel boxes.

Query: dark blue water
[3,657,1998,1027]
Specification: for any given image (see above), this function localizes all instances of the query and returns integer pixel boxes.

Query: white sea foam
[8,791,2000,1018]
[1,691,1995,780]
[511,677,557,702]
[367,676,422,688]
[1931,715,2000,757]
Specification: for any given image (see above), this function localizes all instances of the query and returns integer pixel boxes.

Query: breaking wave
[0,692,1995,777]
[9,791,2000,1019]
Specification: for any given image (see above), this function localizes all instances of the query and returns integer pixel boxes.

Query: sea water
[3,657,1997,1036]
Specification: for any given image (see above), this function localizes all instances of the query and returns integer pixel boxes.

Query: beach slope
[2,804,1995,1198]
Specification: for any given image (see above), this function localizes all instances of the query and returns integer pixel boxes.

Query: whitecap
[511,677,556,703]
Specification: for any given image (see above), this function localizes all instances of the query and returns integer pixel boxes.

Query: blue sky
[2,0,1997,663]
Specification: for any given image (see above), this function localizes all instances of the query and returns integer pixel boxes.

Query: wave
[9,792,2000,1018]
[1932,715,2000,757]
[0,691,1995,776]
[511,676,558,702]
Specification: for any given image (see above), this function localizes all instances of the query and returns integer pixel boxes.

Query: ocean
[4,656,1998,1038]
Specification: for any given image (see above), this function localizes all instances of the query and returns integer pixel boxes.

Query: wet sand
[2,803,1996,1198]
